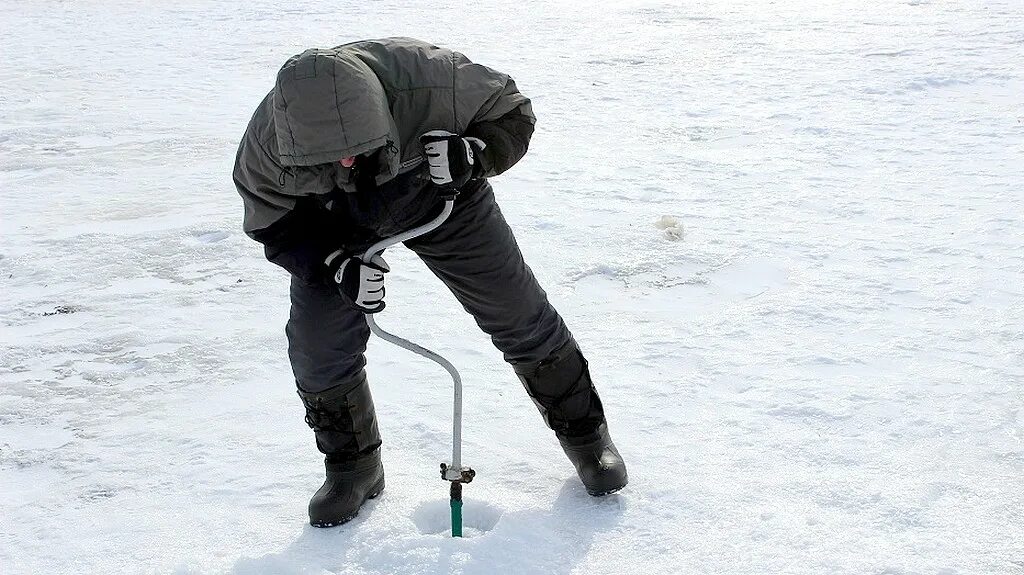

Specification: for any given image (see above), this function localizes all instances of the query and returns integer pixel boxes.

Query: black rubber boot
[514,340,628,496]
[297,370,385,527]
[558,423,628,496]
[307,449,385,527]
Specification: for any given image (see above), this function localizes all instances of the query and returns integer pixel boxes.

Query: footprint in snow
[193,230,230,244]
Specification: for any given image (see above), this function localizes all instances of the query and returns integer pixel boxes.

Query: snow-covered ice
[1,1,1022,573]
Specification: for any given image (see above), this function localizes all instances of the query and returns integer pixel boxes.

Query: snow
[2,0,1022,573]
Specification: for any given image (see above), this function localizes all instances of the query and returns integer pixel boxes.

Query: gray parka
[232,38,536,281]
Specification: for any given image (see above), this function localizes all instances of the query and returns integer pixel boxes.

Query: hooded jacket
[232,38,536,282]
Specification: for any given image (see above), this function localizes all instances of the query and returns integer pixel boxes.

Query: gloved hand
[420,130,486,190]
[324,249,390,313]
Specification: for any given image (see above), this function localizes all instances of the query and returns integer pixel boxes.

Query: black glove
[324,250,390,313]
[420,130,486,190]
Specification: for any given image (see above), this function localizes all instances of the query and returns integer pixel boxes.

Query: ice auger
[360,196,474,538]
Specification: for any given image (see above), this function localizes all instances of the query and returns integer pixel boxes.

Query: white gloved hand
[420,130,486,189]
[325,250,390,313]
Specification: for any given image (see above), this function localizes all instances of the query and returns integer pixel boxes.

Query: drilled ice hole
[412,499,502,537]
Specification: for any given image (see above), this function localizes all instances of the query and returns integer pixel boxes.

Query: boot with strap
[297,369,385,527]
[514,340,628,496]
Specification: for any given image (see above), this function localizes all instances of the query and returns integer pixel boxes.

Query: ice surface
[1,0,1022,574]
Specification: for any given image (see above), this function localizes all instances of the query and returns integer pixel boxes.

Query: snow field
[2,1,1022,573]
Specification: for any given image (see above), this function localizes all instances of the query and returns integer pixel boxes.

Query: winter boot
[307,448,384,527]
[297,370,385,527]
[514,340,628,496]
[558,423,627,496]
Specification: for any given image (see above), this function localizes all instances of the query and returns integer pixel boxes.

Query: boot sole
[310,477,385,528]
[586,478,627,497]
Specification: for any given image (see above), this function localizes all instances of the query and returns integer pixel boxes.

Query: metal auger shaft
[360,198,475,537]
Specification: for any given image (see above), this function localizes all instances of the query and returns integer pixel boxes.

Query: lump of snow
[654,215,683,241]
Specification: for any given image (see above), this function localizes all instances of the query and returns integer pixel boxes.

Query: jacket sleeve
[247,197,337,284]
[233,118,336,284]
[452,52,537,178]
[465,103,536,178]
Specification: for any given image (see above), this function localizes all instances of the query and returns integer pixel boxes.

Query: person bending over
[233,37,627,528]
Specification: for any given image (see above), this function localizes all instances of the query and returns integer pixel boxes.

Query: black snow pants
[286,179,572,394]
